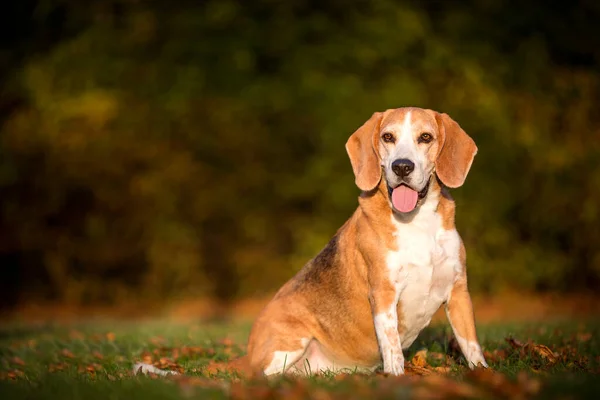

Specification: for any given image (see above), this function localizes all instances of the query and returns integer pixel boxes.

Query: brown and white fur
[210,107,488,377]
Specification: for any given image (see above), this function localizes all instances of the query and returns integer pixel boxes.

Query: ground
[0,312,599,399]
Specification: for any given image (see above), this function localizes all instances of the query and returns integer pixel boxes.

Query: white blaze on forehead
[382,111,414,143]
[390,110,418,161]
[399,110,413,141]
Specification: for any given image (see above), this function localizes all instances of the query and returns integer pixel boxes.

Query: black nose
[392,159,415,178]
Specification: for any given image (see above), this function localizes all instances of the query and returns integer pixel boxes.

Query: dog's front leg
[369,278,404,375]
[445,277,488,369]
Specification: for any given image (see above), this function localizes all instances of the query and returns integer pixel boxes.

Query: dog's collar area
[417,177,431,199]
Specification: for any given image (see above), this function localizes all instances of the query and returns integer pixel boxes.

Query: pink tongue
[392,185,419,213]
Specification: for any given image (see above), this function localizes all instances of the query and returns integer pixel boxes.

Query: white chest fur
[385,195,462,349]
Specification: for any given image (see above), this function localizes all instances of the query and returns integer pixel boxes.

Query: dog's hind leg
[246,307,316,376]
[261,339,311,376]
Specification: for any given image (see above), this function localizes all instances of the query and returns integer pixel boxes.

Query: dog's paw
[464,342,488,369]
[383,354,405,375]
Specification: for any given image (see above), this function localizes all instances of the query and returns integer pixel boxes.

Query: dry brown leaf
[576,332,592,342]
[411,386,448,400]
[48,362,67,372]
[420,373,482,399]
[61,349,75,358]
[92,351,104,360]
[466,367,509,388]
[484,349,509,363]
[405,365,433,376]
[531,344,558,364]
[230,380,275,400]
[11,356,26,366]
[334,373,353,381]
[412,349,428,368]
[106,332,116,342]
[141,351,153,364]
[505,337,525,349]
[171,348,180,360]
[466,368,536,399]
[433,366,451,374]
[428,352,446,362]
[517,371,542,395]
[7,370,25,380]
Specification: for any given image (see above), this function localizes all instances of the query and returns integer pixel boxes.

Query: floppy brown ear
[434,112,478,188]
[345,112,383,191]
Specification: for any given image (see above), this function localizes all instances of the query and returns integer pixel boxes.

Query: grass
[0,316,598,399]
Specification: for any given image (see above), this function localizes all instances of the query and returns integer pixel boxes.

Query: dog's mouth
[387,178,430,213]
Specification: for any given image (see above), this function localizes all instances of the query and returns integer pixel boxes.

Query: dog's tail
[133,356,256,378]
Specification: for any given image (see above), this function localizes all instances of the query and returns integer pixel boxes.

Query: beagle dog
[216,107,487,376]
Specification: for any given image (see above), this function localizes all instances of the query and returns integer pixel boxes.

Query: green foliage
[1,0,599,304]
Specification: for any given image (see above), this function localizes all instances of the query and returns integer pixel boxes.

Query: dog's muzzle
[387,176,431,213]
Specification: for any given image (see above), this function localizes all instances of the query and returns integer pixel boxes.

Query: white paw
[384,354,405,375]
[465,342,488,369]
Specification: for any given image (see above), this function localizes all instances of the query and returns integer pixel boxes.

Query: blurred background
[1,0,599,314]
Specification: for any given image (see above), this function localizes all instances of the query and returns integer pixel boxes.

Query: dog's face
[378,109,440,212]
[346,107,477,214]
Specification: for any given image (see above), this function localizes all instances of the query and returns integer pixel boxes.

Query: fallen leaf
[11,357,26,366]
[141,351,153,364]
[517,371,542,395]
[7,370,25,380]
[466,368,536,399]
[48,362,67,372]
[433,366,451,374]
[484,349,509,363]
[531,344,558,364]
[61,349,75,358]
[576,332,592,342]
[411,349,428,368]
[405,365,433,376]
[334,373,353,381]
[428,352,446,362]
[505,337,525,349]
[106,332,116,342]
[91,363,103,371]
[420,373,482,399]
[92,351,104,360]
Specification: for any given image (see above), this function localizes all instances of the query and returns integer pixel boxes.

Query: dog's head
[346,107,477,214]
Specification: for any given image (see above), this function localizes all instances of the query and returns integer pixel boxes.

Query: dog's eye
[419,133,433,143]
[382,133,395,143]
